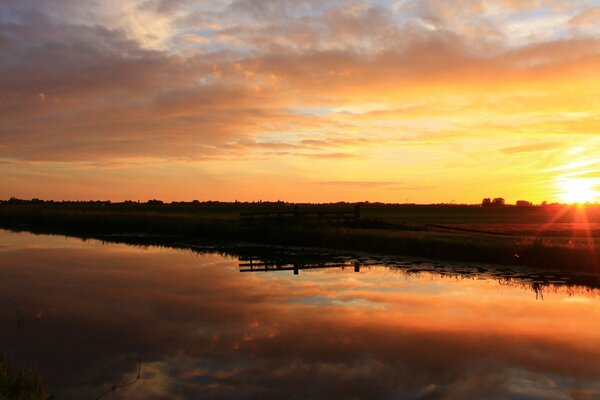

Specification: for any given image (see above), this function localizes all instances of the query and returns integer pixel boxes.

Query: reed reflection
[237,248,600,298]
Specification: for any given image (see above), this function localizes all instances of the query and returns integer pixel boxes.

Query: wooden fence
[239,256,361,275]
[239,205,361,227]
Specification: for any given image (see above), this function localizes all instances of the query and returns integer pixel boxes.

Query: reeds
[0,204,598,273]
[0,354,50,400]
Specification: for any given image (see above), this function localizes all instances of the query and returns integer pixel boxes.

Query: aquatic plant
[0,354,51,400]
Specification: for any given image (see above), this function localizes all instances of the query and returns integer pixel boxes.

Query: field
[0,201,599,273]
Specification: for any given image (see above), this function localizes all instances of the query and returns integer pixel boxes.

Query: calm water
[1,230,600,399]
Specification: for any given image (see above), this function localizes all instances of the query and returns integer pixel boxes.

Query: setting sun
[558,178,599,204]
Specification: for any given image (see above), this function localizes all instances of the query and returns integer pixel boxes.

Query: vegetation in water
[0,200,598,273]
[0,354,51,400]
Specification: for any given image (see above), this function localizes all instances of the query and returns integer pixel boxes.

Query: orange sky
[1,0,599,203]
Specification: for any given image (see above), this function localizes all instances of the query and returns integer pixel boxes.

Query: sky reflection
[0,230,599,399]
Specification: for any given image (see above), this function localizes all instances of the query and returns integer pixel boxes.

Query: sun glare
[558,178,599,204]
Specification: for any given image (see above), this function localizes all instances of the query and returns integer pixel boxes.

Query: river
[0,229,599,399]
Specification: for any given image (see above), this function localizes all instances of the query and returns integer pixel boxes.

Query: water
[1,230,599,399]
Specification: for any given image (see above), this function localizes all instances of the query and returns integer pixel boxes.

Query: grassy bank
[0,202,598,273]
[0,354,50,400]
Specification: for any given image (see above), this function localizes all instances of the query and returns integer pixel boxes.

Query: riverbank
[0,202,598,273]
[0,354,49,400]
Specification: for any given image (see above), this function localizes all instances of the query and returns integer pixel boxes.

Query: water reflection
[235,248,600,300]
[1,230,600,399]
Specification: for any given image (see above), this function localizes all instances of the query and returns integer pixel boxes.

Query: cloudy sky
[1,0,599,202]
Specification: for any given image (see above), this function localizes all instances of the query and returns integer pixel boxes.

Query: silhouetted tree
[516,200,532,207]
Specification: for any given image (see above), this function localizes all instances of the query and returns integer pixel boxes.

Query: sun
[558,178,599,204]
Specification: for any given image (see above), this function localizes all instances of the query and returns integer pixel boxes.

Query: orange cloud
[569,7,600,28]
[1,0,599,202]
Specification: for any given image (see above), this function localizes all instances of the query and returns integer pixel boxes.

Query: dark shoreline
[0,203,598,275]
[4,226,600,296]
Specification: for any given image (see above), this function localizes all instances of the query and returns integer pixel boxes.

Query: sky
[1,0,599,203]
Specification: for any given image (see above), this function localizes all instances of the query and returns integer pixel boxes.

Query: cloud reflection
[0,231,599,399]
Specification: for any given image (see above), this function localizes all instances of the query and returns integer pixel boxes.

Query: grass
[0,202,599,273]
[0,354,50,400]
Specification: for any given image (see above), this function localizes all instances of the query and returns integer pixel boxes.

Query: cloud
[569,7,600,28]
[179,33,209,43]
[1,0,599,201]
[500,142,558,154]
[303,152,357,159]
[311,180,402,188]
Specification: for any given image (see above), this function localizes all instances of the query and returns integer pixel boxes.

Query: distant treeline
[1,197,466,206]
[1,197,589,208]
